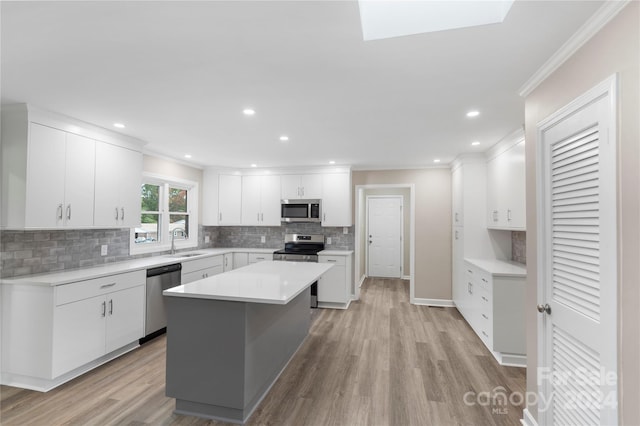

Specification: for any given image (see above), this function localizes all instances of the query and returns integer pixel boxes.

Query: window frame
[130,173,199,255]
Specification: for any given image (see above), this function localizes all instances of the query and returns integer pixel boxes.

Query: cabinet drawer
[55,270,145,306]
[182,265,223,284]
[477,271,491,292]
[181,255,223,274]
[319,256,346,266]
[479,326,493,347]
[248,253,270,263]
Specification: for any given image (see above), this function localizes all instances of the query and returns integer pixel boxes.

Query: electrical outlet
[343,227,349,234]
[205,235,210,243]
[101,245,108,256]
[327,237,332,245]
[260,235,266,243]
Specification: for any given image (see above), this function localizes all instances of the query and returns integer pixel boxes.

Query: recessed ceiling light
[243,108,255,116]
[471,141,481,146]
[329,161,336,165]
[279,136,289,141]
[184,154,192,159]
[113,123,125,128]
[433,159,441,163]
[466,111,480,118]
[250,163,257,168]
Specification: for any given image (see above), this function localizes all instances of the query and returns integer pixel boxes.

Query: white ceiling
[1,1,603,170]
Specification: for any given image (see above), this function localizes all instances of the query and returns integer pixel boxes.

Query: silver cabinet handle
[493,210,498,222]
[482,296,488,302]
[121,207,125,221]
[101,301,106,317]
[257,213,260,221]
[455,212,459,223]
[468,282,473,294]
[219,212,222,222]
[66,204,71,220]
[109,299,113,315]
[301,187,304,196]
[467,269,473,274]
[115,207,119,220]
[482,313,488,320]
[261,213,263,222]
[100,283,116,289]
[482,331,488,337]
[455,230,459,240]
[323,213,326,221]
[481,278,488,283]
[57,204,64,220]
[327,259,337,262]
[507,209,512,221]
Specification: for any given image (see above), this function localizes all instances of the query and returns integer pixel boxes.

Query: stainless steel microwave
[281,199,321,223]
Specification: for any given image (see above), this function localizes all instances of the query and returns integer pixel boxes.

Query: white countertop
[164,260,333,304]
[464,258,527,277]
[318,250,354,256]
[1,248,279,286]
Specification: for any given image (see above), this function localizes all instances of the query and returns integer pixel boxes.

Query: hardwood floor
[1,278,525,425]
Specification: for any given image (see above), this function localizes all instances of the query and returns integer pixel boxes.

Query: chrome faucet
[170,227,188,255]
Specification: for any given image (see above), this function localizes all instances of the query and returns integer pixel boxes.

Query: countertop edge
[464,258,527,277]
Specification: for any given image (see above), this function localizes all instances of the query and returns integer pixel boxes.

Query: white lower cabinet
[223,253,233,272]
[181,255,224,284]
[248,252,270,264]
[458,260,526,367]
[317,252,353,309]
[2,270,145,391]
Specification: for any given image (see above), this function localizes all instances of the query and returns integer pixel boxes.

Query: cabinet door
[94,142,123,227]
[25,123,66,228]
[52,295,106,378]
[260,175,281,226]
[118,147,143,227]
[281,175,301,199]
[318,263,347,304]
[223,253,233,271]
[233,252,249,268]
[300,174,322,199]
[64,133,95,227]
[202,170,220,225]
[105,286,144,353]
[321,173,351,227]
[451,166,463,227]
[451,227,464,308]
[486,156,501,227]
[241,175,262,225]
[505,140,526,229]
[218,174,242,225]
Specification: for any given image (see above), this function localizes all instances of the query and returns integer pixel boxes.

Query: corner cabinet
[318,252,353,309]
[1,104,144,230]
[486,133,526,230]
[321,172,352,227]
[1,270,145,391]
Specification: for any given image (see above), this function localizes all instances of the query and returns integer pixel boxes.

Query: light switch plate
[260,235,266,243]
[101,245,108,256]
[327,237,332,245]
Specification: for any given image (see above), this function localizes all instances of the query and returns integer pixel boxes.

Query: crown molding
[518,0,630,98]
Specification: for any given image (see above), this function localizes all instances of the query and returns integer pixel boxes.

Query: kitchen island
[163,260,333,424]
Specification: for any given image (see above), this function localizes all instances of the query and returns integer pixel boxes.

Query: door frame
[365,195,404,278]
[355,184,415,303]
[536,74,618,424]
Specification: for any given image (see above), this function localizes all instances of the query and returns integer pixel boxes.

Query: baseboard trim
[521,408,538,426]
[359,275,366,287]
[401,275,410,280]
[492,352,527,368]
[412,297,455,307]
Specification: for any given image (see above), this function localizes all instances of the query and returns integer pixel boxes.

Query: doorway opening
[355,184,415,303]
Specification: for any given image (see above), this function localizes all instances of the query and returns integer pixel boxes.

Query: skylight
[358,0,515,41]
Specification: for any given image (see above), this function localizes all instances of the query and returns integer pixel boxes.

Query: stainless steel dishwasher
[142,263,182,343]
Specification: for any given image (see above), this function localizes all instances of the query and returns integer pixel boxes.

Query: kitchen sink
[166,252,206,258]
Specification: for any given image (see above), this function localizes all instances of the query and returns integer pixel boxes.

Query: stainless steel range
[273,234,325,307]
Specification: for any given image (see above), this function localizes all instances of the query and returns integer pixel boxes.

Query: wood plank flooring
[1,278,525,425]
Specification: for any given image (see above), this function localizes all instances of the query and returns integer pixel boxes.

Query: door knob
[537,304,551,315]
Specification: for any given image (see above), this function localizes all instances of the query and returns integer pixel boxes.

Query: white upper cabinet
[202,169,220,226]
[451,165,463,227]
[281,174,322,200]
[2,105,143,230]
[321,172,351,227]
[218,174,242,225]
[94,142,142,228]
[25,124,96,228]
[486,136,526,230]
[241,174,281,226]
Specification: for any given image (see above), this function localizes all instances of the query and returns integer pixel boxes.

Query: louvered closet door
[538,78,617,426]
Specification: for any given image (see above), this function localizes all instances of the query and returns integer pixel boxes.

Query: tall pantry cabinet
[451,156,510,321]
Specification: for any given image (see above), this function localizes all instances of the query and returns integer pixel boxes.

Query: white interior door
[367,196,402,278]
[537,76,617,426]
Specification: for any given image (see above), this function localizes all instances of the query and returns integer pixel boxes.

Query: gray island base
[163,261,333,424]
